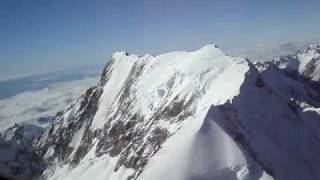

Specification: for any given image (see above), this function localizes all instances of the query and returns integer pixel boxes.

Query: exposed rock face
[0,124,43,179]
[1,44,320,180]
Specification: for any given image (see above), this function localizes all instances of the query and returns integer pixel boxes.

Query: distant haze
[1,0,320,79]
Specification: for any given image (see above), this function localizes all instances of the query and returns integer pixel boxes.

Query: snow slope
[27,44,320,180]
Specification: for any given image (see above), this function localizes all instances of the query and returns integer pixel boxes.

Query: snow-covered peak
[21,44,320,180]
[194,43,220,53]
[111,44,222,64]
[90,45,248,130]
[33,44,254,180]
[111,51,129,59]
[297,44,320,73]
[271,44,320,82]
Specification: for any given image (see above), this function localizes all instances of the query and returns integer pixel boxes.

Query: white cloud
[0,78,97,133]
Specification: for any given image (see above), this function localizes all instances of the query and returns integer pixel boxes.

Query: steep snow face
[33,44,320,180]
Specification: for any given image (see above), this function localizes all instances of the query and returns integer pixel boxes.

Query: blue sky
[1,0,320,79]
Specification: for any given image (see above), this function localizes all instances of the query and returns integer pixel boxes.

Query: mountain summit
[2,45,320,180]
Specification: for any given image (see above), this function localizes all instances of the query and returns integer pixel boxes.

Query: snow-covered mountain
[1,44,320,180]
[273,44,320,81]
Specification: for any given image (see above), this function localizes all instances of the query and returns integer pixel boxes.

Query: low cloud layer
[226,39,320,62]
[0,78,97,132]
